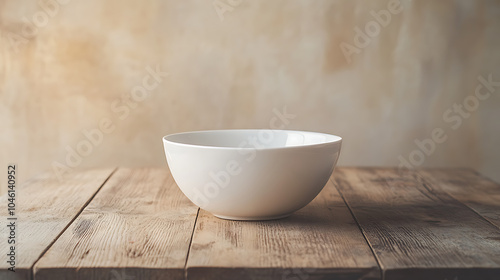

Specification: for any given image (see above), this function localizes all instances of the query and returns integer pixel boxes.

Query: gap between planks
[31,168,202,280]
[0,168,117,280]
[30,168,117,280]
[332,167,500,280]
[184,207,200,280]
[330,175,386,280]
[33,168,200,280]
[416,168,500,231]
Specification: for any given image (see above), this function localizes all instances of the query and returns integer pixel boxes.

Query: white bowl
[163,129,342,220]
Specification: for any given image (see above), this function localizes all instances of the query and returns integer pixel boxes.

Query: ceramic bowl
[163,129,342,220]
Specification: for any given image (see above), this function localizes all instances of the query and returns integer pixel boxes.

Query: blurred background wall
[1,0,499,192]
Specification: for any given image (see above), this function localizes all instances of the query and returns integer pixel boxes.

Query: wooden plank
[186,179,381,280]
[417,168,500,229]
[332,167,500,280]
[34,168,199,280]
[0,168,115,280]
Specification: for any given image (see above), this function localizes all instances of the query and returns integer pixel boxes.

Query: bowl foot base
[213,213,292,221]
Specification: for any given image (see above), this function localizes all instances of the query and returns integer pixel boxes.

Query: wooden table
[1,167,500,280]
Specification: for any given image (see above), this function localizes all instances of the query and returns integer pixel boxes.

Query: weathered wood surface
[417,168,500,229]
[186,179,381,280]
[1,167,498,279]
[34,168,199,280]
[332,168,500,280]
[0,168,115,280]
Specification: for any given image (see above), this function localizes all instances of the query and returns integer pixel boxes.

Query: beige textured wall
[1,0,499,190]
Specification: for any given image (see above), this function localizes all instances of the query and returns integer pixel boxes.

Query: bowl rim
[163,129,342,151]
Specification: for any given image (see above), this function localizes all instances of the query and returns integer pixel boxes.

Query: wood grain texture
[0,168,115,280]
[417,168,500,229]
[332,167,500,280]
[34,168,199,280]
[186,179,381,280]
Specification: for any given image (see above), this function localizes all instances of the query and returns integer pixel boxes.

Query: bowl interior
[164,130,341,149]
